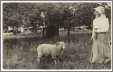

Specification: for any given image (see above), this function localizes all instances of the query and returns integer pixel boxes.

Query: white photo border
[1,0,112,71]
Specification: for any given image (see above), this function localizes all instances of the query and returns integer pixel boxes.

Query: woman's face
[94,10,101,17]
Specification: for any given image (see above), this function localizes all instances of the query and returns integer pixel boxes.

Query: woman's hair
[94,6,105,14]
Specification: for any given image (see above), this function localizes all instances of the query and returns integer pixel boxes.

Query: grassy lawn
[3,31,111,69]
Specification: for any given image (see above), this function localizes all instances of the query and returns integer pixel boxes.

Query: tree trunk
[46,25,59,38]
[67,27,71,42]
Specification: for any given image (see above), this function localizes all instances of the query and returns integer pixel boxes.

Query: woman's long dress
[90,15,111,64]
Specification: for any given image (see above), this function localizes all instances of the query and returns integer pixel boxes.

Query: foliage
[3,3,111,31]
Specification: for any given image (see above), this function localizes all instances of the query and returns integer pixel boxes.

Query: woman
[90,6,111,64]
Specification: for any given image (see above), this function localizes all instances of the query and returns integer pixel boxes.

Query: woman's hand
[91,34,94,40]
[91,30,96,40]
[91,27,97,40]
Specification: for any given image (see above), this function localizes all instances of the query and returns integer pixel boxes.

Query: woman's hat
[94,6,105,14]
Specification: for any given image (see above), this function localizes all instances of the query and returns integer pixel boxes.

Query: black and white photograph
[1,1,112,71]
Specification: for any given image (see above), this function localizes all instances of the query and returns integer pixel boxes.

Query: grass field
[3,31,111,69]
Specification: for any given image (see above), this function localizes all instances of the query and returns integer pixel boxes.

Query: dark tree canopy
[3,3,111,32]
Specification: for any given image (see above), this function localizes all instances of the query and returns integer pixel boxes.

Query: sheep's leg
[57,55,62,63]
[54,59,57,64]
[37,53,42,64]
[52,56,57,64]
[37,57,40,63]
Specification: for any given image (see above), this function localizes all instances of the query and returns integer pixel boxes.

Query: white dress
[90,15,111,64]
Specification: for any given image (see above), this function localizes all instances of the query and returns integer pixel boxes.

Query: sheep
[37,41,66,64]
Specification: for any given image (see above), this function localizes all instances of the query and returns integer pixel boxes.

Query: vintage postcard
[1,0,112,71]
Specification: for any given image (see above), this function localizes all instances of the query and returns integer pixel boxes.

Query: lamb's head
[56,41,66,49]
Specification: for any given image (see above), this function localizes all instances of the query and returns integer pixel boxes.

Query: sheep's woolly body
[37,44,61,57]
[37,42,65,64]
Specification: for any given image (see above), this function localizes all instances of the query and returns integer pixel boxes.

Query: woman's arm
[91,27,96,40]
